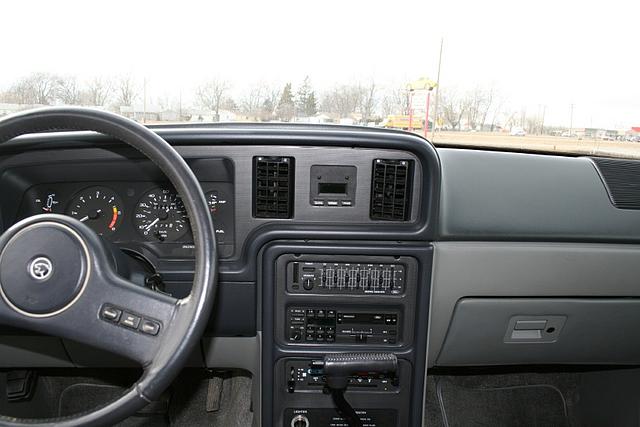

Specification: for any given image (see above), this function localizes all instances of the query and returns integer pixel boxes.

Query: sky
[1,0,638,129]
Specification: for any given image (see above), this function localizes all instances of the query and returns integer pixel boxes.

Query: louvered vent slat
[592,157,640,209]
[253,156,294,218]
[370,159,413,221]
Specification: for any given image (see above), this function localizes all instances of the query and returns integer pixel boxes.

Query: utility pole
[569,103,574,137]
[540,105,546,135]
[143,77,148,124]
[431,37,443,141]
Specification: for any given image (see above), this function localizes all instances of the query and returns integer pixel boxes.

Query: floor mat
[58,383,168,427]
[169,371,253,427]
[436,378,569,427]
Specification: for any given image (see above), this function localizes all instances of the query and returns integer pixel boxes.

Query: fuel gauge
[35,191,60,213]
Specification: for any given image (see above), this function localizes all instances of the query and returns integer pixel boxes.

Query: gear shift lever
[318,353,398,427]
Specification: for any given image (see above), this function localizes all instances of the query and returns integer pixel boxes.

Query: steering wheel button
[100,305,121,322]
[140,319,160,336]
[119,312,141,329]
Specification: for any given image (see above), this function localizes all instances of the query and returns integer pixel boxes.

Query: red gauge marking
[108,206,118,229]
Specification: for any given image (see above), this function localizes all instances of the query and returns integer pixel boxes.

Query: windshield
[1,1,637,158]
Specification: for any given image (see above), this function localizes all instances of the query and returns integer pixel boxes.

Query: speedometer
[67,186,123,235]
[134,188,189,242]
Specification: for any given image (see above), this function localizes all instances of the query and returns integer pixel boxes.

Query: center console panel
[275,254,418,350]
[263,243,432,427]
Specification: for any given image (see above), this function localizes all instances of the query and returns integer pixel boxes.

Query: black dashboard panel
[0,124,440,315]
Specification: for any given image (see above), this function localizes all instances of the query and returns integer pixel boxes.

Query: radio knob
[303,278,314,290]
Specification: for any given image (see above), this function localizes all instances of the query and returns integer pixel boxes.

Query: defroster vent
[370,159,413,221]
[592,157,640,209]
[253,156,294,218]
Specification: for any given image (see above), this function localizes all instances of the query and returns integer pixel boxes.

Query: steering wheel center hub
[0,221,89,317]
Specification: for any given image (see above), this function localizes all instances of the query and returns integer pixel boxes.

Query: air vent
[253,156,294,218]
[370,159,413,221]
[592,157,640,209]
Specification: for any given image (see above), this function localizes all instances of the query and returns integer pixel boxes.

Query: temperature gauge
[205,191,227,217]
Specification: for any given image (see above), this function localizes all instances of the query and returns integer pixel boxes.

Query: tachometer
[67,186,123,235]
[134,188,189,242]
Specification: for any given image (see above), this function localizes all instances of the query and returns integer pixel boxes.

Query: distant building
[119,105,162,122]
[187,109,236,123]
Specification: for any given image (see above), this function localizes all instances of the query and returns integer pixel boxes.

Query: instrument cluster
[20,181,234,258]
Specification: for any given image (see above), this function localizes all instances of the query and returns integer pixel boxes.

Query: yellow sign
[407,77,438,91]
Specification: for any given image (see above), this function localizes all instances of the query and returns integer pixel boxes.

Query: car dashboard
[3,124,640,426]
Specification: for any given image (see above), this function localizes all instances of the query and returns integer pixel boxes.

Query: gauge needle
[145,218,160,230]
[79,216,89,222]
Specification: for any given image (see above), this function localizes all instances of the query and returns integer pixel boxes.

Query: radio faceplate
[275,254,417,348]
[287,306,401,346]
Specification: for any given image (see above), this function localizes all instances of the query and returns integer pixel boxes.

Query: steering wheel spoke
[0,215,179,366]
[65,270,180,366]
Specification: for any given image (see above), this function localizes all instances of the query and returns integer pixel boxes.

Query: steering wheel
[0,107,217,426]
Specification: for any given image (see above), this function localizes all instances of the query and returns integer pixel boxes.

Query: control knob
[291,415,310,427]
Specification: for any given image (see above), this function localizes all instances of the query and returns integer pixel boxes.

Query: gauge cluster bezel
[17,180,234,259]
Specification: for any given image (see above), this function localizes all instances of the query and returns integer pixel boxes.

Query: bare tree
[196,79,230,121]
[57,76,81,105]
[86,77,113,106]
[260,86,281,121]
[3,73,59,105]
[478,87,495,130]
[380,87,410,116]
[321,84,364,118]
[116,76,138,106]
[439,89,467,130]
[503,110,520,130]
[464,87,486,130]
[358,82,377,124]
[240,84,267,116]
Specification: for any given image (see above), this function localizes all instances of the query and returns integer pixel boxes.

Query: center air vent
[253,156,294,218]
[370,159,413,221]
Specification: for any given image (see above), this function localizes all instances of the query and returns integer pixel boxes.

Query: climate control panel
[286,261,405,295]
